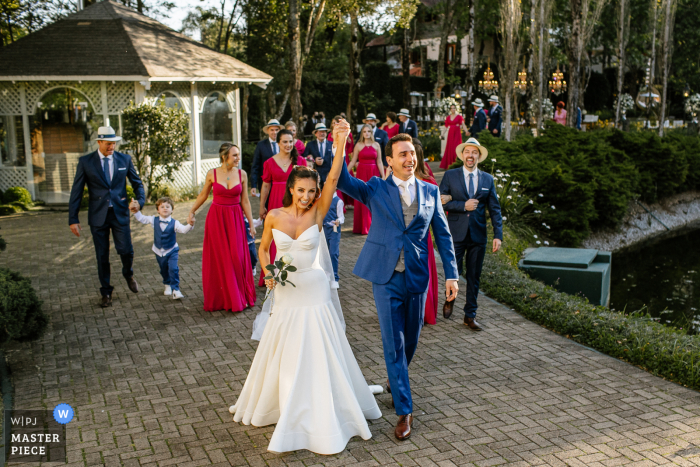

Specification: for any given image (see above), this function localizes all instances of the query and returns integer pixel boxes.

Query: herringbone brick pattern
[2,193,700,466]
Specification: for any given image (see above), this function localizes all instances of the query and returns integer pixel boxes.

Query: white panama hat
[456,137,488,163]
[471,98,485,108]
[262,119,281,133]
[362,113,378,123]
[397,108,411,117]
[312,122,328,134]
[488,95,499,103]
[96,126,122,142]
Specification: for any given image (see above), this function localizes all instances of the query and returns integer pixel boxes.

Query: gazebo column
[18,83,35,199]
[227,86,242,169]
[101,81,109,127]
[190,82,202,185]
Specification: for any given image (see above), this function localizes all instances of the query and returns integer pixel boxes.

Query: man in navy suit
[466,98,487,139]
[68,126,145,307]
[360,113,389,166]
[302,123,333,186]
[397,108,418,138]
[337,131,459,441]
[250,119,282,196]
[439,138,503,330]
[487,96,503,137]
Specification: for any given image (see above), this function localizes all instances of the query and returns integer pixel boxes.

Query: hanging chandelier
[514,67,531,95]
[549,65,567,95]
[478,58,499,94]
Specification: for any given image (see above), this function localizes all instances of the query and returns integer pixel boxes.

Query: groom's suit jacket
[68,150,145,227]
[338,160,459,294]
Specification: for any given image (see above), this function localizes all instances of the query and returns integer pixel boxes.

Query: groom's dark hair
[385,134,413,160]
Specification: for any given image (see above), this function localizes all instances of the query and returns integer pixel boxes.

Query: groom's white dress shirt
[463,167,479,194]
[393,174,416,206]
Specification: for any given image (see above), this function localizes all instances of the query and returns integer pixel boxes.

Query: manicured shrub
[0,205,22,216]
[0,268,48,344]
[3,186,32,206]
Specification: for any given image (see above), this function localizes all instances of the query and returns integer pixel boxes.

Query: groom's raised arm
[336,148,374,206]
[430,188,459,280]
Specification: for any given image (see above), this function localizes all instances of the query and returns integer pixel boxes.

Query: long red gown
[202,170,256,312]
[258,155,308,286]
[440,114,464,169]
[422,174,439,325]
[353,145,381,235]
[385,123,400,139]
[328,133,355,207]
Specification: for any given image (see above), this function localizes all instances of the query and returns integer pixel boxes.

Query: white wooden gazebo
[0,0,271,203]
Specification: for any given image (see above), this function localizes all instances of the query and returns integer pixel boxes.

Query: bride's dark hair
[283,165,320,208]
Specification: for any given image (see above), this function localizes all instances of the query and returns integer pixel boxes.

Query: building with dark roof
[0,0,272,203]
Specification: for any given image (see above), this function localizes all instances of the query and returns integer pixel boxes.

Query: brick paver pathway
[2,189,700,466]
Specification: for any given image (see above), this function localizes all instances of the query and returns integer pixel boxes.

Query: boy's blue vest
[154,219,177,250]
[324,196,341,226]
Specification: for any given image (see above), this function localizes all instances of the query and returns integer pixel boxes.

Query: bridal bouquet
[262,254,297,304]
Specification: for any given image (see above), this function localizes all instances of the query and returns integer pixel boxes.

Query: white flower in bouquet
[614,93,635,113]
[685,94,700,115]
[281,254,294,265]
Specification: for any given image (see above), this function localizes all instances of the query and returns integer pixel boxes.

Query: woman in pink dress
[440,104,469,169]
[382,112,400,139]
[347,124,384,234]
[553,101,567,125]
[285,121,307,156]
[189,143,256,312]
[258,129,308,286]
[329,115,355,208]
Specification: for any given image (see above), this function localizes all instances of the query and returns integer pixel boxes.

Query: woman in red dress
[285,121,307,156]
[189,143,256,312]
[440,104,469,169]
[382,112,400,139]
[347,124,385,234]
[258,129,308,286]
[328,115,355,208]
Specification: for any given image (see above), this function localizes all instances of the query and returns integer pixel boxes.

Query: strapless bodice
[272,225,320,271]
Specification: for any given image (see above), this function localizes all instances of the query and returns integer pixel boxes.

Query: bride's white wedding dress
[231,225,382,455]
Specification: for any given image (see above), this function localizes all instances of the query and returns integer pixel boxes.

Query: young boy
[322,191,344,288]
[243,216,258,277]
[132,197,194,299]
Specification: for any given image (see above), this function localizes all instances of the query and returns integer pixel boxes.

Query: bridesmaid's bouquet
[262,254,297,304]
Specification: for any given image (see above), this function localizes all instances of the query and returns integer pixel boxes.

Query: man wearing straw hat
[361,113,389,166]
[397,108,418,138]
[250,119,282,196]
[68,126,145,308]
[466,98,488,139]
[487,96,503,137]
[302,122,334,185]
[439,137,503,331]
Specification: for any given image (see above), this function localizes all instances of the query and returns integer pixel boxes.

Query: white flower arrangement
[685,93,700,116]
[528,98,554,120]
[614,93,635,113]
[435,97,461,117]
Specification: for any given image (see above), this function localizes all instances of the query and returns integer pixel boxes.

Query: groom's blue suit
[338,160,458,415]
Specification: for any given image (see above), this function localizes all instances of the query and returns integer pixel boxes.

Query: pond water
[610,226,700,330]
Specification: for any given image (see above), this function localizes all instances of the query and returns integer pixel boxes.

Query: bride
[229,119,382,455]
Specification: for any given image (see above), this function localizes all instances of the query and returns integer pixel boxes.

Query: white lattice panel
[201,159,220,175]
[107,82,135,113]
[24,81,103,114]
[153,160,194,189]
[0,82,22,115]
[0,167,27,192]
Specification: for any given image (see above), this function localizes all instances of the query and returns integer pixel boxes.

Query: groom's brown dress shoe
[464,317,482,331]
[126,277,139,293]
[395,414,413,440]
[443,300,454,319]
[100,295,112,308]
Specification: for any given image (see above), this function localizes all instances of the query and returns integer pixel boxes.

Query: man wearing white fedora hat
[487,96,503,137]
[397,108,418,138]
[360,113,389,166]
[466,98,487,139]
[68,126,146,307]
[438,137,502,331]
[302,122,334,184]
[250,119,282,196]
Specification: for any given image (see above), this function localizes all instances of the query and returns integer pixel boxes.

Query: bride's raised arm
[315,119,350,225]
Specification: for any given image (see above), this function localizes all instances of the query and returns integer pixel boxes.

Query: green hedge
[0,268,48,344]
[451,126,700,246]
[481,247,700,390]
[2,186,32,205]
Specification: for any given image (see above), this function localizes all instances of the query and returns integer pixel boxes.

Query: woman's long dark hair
[282,166,320,208]
[277,129,298,165]
[412,138,430,181]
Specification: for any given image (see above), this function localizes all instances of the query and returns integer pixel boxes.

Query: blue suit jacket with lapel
[469,109,487,137]
[302,139,333,182]
[250,138,276,190]
[439,168,503,244]
[487,104,503,135]
[338,160,458,293]
[400,119,418,138]
[68,150,145,227]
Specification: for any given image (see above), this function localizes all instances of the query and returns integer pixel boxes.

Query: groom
[336,131,459,440]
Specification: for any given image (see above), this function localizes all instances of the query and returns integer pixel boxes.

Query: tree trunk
[241,83,249,141]
[614,0,629,126]
[658,0,676,136]
[288,0,303,126]
[566,0,583,127]
[347,12,361,128]
[216,0,226,52]
[466,0,476,100]
[402,27,411,108]
[499,0,522,140]
[537,0,546,130]
[136,0,144,14]
[434,1,456,96]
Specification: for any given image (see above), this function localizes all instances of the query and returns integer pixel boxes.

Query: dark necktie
[468,173,475,198]
[103,157,111,185]
[272,141,278,154]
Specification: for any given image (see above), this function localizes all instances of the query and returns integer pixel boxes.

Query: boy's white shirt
[325,192,345,230]
[134,211,193,257]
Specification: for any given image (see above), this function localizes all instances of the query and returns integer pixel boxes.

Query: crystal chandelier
[549,65,567,95]
[514,67,530,95]
[478,58,499,94]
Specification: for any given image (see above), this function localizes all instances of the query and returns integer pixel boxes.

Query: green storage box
[518,247,611,306]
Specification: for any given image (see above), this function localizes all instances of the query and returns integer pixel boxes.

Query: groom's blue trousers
[373,270,426,415]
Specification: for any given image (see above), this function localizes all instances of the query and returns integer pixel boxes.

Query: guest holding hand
[189,143,256,312]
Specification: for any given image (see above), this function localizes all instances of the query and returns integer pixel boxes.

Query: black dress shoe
[464,317,482,331]
[100,295,112,308]
[443,300,455,319]
[126,277,139,293]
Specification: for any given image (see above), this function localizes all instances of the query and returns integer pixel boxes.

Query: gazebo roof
[0,0,272,85]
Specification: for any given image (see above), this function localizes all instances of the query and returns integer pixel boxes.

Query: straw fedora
[96,126,122,142]
[397,108,411,117]
[487,95,499,103]
[362,113,378,123]
[456,137,488,163]
[262,119,281,133]
[312,122,328,134]
[471,98,484,108]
